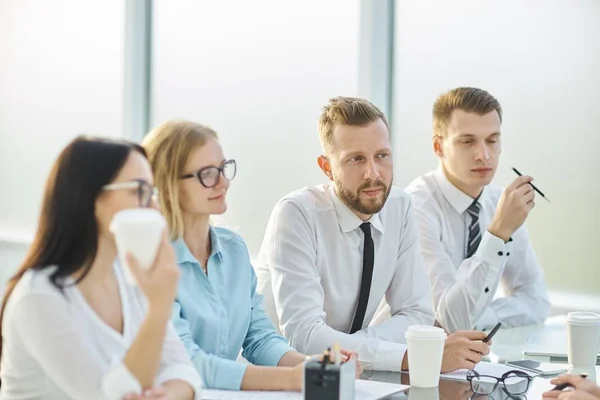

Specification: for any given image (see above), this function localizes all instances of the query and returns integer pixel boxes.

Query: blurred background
[1,0,598,313]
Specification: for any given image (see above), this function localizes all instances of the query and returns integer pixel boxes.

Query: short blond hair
[433,87,502,138]
[318,96,389,154]
[142,120,218,239]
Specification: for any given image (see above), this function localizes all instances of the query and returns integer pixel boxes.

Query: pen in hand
[512,167,550,202]
[482,322,502,344]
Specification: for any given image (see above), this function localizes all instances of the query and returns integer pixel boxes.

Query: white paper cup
[406,325,447,388]
[567,311,600,368]
[408,386,440,400]
[109,208,166,286]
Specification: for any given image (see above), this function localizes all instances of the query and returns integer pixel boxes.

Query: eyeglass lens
[198,160,236,187]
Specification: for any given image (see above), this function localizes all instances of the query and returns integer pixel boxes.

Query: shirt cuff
[101,360,142,399]
[193,353,248,390]
[477,231,509,271]
[475,306,498,331]
[256,341,295,367]
[155,364,203,400]
[373,341,407,372]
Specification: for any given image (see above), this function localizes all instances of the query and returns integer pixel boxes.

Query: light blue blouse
[171,227,293,390]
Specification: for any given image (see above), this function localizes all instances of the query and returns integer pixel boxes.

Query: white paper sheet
[202,379,409,399]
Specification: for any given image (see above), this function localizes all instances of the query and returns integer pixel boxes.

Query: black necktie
[350,222,375,334]
[466,200,482,259]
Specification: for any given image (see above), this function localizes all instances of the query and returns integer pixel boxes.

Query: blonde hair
[318,96,389,154]
[433,87,502,138]
[142,120,218,239]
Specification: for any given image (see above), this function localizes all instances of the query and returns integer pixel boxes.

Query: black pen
[483,322,502,344]
[512,167,550,202]
[551,374,588,391]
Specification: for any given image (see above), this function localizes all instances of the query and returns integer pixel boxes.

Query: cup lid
[109,208,166,232]
[567,311,600,325]
[405,325,447,339]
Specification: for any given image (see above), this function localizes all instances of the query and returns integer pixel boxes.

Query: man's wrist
[487,223,511,243]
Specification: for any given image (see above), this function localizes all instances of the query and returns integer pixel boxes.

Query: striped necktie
[466,200,481,259]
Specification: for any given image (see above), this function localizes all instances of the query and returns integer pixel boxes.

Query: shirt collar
[172,227,223,266]
[327,184,384,234]
[434,166,486,214]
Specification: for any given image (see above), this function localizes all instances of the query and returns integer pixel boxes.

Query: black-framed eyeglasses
[103,179,158,207]
[467,369,532,396]
[181,159,236,188]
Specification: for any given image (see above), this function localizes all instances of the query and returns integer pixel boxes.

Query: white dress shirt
[256,184,434,371]
[0,263,201,400]
[406,167,551,333]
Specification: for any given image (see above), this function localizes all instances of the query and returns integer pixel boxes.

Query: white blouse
[0,263,201,400]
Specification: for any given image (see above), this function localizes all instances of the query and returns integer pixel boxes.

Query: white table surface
[362,315,600,399]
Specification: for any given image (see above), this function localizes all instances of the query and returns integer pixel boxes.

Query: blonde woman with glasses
[142,120,358,391]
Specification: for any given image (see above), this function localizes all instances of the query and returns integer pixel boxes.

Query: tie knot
[467,201,480,216]
[360,222,371,234]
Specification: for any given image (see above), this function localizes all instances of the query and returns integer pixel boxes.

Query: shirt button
[485,287,490,293]
[497,251,504,256]
[507,252,511,256]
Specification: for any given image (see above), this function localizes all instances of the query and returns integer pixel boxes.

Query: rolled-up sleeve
[241,267,294,366]
[171,300,248,390]
[190,348,247,390]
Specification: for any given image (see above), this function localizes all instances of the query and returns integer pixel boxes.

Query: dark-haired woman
[0,136,201,399]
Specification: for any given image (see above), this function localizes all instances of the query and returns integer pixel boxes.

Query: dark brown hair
[0,136,146,359]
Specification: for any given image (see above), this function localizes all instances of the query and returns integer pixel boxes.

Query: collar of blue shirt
[172,227,224,265]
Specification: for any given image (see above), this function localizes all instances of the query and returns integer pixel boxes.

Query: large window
[151,0,361,253]
[392,0,600,294]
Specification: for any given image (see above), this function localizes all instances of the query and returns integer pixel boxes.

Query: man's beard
[336,178,392,216]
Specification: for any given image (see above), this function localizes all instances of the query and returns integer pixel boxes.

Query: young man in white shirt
[406,87,551,333]
[257,96,490,372]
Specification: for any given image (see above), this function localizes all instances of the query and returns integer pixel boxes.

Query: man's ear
[433,135,444,157]
[317,155,333,181]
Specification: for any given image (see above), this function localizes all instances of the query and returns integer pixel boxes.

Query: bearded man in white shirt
[256,96,490,373]
[406,87,551,333]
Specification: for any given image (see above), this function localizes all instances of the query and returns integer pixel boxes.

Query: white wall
[0,0,126,284]
[152,0,360,253]
[392,0,600,294]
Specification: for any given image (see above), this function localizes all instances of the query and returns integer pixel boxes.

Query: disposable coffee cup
[109,208,166,286]
[405,325,447,387]
[408,386,440,400]
[567,311,600,368]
